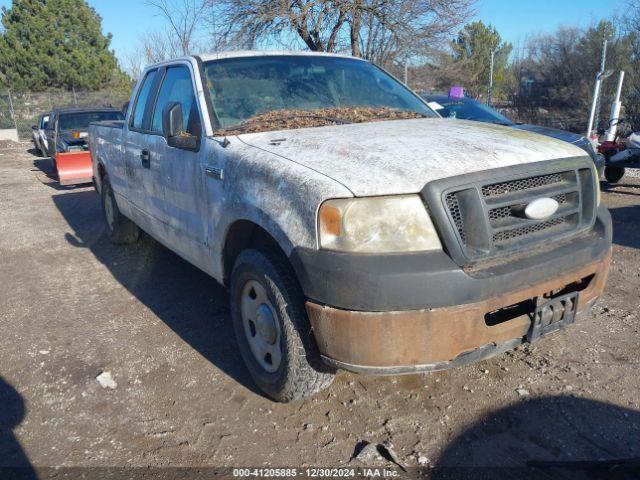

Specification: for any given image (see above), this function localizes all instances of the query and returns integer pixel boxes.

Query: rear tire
[101,175,139,245]
[230,248,335,402]
[604,165,625,183]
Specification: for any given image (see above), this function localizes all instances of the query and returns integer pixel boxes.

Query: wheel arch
[94,158,108,194]
[222,218,302,288]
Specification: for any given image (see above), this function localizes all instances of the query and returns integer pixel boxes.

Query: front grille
[423,160,597,266]
[492,217,568,243]
[445,192,466,244]
[482,172,564,197]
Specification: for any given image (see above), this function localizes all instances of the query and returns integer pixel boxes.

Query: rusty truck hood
[236,118,586,197]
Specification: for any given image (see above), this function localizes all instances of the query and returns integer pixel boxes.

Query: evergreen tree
[0,0,128,91]
[451,21,513,99]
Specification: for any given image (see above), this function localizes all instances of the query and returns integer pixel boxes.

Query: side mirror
[31,125,37,130]
[162,102,198,151]
[122,101,130,115]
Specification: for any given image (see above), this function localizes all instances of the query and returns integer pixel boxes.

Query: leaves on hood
[214,107,425,135]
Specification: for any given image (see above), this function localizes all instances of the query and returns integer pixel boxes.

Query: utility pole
[488,50,495,107]
[587,39,609,138]
[604,71,625,142]
[404,59,408,86]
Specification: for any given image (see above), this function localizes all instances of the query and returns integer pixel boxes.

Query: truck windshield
[203,55,436,134]
[59,111,123,131]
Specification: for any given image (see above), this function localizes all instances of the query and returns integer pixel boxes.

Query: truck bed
[89,121,126,187]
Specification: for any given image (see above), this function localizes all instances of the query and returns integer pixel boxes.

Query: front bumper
[306,251,610,374]
[294,206,612,374]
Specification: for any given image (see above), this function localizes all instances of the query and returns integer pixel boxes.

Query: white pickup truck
[89,51,612,402]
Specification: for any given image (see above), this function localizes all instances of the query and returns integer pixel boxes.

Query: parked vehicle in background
[423,90,605,176]
[44,106,123,185]
[597,119,640,183]
[31,112,50,156]
[90,52,611,402]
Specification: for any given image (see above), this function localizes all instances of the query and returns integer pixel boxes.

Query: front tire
[230,249,334,402]
[604,165,625,183]
[101,175,140,245]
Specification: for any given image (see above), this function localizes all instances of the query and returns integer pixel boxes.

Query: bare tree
[355,0,477,65]
[216,0,348,51]
[623,0,640,35]
[146,0,210,55]
[121,48,147,80]
[217,0,476,65]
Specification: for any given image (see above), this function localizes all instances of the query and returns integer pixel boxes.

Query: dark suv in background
[422,91,605,176]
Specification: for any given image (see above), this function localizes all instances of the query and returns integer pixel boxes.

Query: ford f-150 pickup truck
[89,51,612,402]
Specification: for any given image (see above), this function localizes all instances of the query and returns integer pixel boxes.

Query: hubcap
[240,280,282,373]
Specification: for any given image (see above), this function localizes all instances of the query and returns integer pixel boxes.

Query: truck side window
[131,70,158,130]
[151,66,201,136]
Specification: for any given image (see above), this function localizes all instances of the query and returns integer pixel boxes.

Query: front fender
[212,140,353,275]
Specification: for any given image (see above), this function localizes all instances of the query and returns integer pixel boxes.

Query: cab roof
[196,50,362,63]
[51,106,120,115]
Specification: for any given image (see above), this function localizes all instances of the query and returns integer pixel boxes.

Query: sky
[0,0,628,64]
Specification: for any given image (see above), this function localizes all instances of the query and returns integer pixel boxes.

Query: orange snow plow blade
[56,151,93,186]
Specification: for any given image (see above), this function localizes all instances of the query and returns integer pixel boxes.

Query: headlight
[318,195,442,253]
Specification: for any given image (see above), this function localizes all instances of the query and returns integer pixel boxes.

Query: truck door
[39,114,50,152]
[148,64,209,252]
[44,113,56,158]
[123,68,166,221]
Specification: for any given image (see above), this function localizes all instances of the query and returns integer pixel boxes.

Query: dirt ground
[1,142,639,479]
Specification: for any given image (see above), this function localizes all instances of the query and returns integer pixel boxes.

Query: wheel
[604,165,625,183]
[230,249,335,402]
[101,175,140,244]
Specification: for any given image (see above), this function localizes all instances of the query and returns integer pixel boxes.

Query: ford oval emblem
[524,197,559,220]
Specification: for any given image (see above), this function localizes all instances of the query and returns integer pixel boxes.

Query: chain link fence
[0,89,131,140]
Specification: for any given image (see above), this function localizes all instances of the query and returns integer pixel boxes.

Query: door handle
[140,149,151,168]
[204,165,224,180]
